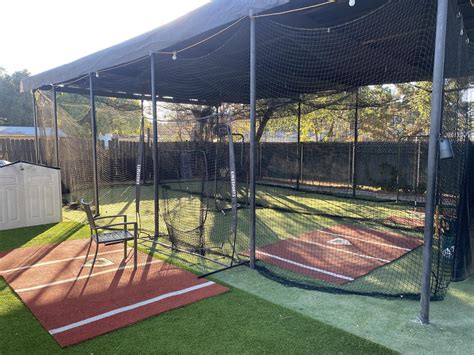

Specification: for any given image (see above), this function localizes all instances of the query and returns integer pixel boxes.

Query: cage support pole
[52,85,59,167]
[88,73,100,215]
[249,9,257,269]
[296,99,302,190]
[351,88,359,197]
[419,0,448,325]
[151,53,160,238]
[32,90,40,164]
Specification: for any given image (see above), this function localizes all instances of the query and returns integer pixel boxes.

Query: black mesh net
[248,0,471,299]
[33,0,473,297]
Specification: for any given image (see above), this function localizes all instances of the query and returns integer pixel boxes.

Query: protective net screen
[248,0,470,299]
[34,0,473,297]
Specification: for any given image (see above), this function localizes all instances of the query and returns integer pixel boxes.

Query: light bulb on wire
[349,0,355,6]
[172,51,177,60]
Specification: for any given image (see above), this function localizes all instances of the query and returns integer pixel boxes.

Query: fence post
[419,0,449,325]
[249,9,257,269]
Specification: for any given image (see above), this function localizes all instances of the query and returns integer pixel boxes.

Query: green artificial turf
[0,278,395,354]
[215,266,474,355]
[0,222,395,354]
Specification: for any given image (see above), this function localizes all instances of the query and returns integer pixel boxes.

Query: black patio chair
[81,199,137,269]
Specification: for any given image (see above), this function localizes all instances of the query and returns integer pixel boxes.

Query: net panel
[35,90,56,168]
[56,92,94,213]
[33,0,473,296]
[249,0,470,298]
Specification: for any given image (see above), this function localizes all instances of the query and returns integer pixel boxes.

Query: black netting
[249,0,469,299]
[33,0,473,296]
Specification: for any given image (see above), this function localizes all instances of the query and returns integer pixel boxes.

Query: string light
[349,0,356,7]
[172,51,177,60]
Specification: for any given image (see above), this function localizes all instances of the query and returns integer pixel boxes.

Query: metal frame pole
[296,99,302,190]
[351,88,359,197]
[52,85,59,167]
[32,90,40,164]
[419,0,449,325]
[151,53,160,238]
[249,10,257,269]
[89,73,100,215]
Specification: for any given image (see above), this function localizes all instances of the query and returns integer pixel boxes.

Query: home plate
[327,238,352,246]
[83,258,115,268]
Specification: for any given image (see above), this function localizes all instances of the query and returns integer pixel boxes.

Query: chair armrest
[94,214,127,223]
[96,222,137,234]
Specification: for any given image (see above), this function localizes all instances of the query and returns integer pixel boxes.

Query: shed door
[0,172,25,230]
[25,172,61,226]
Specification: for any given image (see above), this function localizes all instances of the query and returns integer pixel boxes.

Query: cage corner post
[32,89,40,164]
[351,88,359,197]
[89,72,100,216]
[249,8,257,269]
[52,85,59,167]
[296,98,302,190]
[419,0,449,326]
[150,52,160,238]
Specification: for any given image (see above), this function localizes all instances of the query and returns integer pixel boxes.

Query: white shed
[0,161,62,230]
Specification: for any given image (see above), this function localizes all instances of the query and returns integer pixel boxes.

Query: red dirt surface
[0,239,228,347]
[256,224,423,285]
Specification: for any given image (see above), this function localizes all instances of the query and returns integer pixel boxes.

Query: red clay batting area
[256,224,423,285]
[0,239,228,347]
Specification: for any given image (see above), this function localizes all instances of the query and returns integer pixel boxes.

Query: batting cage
[27,0,474,323]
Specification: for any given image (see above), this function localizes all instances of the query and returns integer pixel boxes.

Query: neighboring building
[0,126,66,138]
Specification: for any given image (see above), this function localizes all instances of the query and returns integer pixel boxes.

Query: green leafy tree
[0,68,33,126]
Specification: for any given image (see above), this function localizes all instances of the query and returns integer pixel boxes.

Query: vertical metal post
[139,99,147,185]
[296,99,302,190]
[52,85,59,167]
[89,73,100,215]
[415,137,421,208]
[351,88,359,197]
[32,90,40,164]
[249,10,257,269]
[151,53,160,238]
[420,0,449,325]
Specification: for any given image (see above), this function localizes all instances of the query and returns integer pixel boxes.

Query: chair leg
[84,238,93,265]
[92,242,99,267]
[134,237,137,270]
[124,241,127,260]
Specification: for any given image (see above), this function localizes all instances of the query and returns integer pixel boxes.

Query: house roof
[0,126,66,137]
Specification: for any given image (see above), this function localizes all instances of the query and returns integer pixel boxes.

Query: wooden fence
[0,137,464,197]
[0,137,36,162]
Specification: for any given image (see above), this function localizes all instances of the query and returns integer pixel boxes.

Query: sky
[1,0,210,75]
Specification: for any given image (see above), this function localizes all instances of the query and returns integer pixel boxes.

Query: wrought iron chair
[81,199,137,269]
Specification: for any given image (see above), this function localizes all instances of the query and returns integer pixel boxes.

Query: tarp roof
[22,0,289,93]
[22,0,474,104]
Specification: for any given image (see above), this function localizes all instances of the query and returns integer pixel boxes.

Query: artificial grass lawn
[0,222,395,354]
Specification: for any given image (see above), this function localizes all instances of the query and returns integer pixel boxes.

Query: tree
[0,68,33,126]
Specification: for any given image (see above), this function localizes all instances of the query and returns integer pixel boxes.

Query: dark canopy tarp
[21,0,289,93]
[22,0,474,104]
